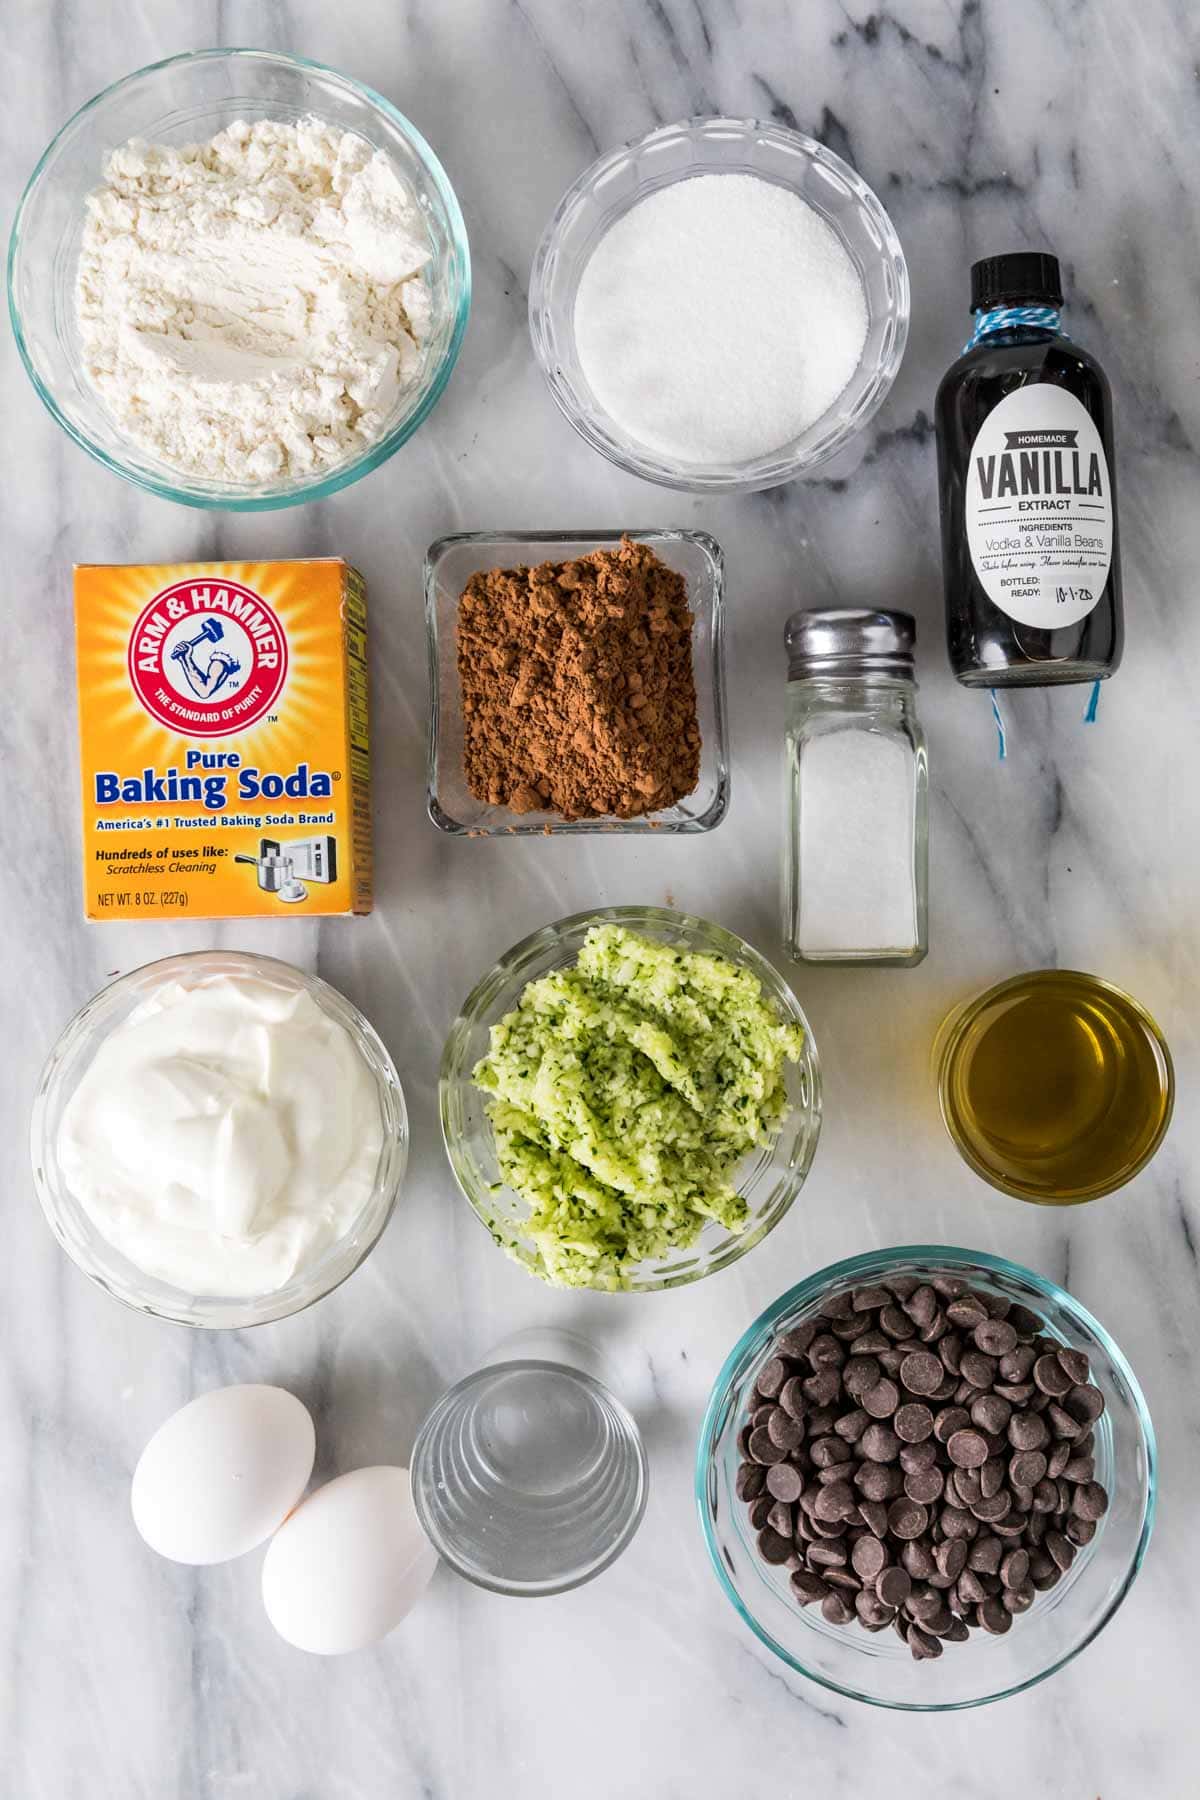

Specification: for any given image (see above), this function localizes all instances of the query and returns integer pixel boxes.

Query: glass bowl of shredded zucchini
[440,906,821,1291]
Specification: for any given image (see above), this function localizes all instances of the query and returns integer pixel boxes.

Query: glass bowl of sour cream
[29,951,408,1327]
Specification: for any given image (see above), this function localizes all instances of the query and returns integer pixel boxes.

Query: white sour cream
[57,974,383,1297]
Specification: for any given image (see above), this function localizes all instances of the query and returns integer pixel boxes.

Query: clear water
[411,1360,647,1594]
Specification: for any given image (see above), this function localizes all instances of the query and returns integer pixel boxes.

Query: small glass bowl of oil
[935,970,1174,1204]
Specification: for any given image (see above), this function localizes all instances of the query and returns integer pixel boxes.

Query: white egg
[261,1465,437,1654]
[132,1384,315,1565]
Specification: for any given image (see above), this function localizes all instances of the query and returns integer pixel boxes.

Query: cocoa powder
[456,536,701,820]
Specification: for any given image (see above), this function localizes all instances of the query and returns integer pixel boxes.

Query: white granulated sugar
[573,172,868,465]
[76,117,434,484]
[797,729,917,954]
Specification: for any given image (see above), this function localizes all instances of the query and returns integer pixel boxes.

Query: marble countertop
[3,2,1197,1795]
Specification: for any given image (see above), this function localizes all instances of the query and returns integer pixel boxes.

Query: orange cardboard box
[74,559,372,920]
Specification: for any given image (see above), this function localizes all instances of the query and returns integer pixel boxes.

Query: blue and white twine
[966,304,1062,351]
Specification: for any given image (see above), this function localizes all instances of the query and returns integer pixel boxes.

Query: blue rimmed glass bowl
[697,1245,1155,1710]
[8,48,471,511]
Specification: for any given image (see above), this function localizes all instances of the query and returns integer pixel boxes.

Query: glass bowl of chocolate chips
[697,1246,1155,1710]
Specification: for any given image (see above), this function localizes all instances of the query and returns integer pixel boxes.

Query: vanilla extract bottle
[935,252,1123,686]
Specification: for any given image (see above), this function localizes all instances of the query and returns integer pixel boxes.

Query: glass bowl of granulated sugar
[8,49,470,511]
[530,118,909,493]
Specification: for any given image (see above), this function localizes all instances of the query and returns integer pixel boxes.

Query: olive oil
[937,971,1172,1204]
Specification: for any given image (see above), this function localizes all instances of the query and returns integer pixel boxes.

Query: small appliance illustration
[233,835,338,906]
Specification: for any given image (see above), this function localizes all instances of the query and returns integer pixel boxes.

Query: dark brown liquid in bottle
[935,328,1124,687]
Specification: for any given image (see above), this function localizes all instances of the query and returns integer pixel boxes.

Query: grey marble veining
[2,1,1198,1795]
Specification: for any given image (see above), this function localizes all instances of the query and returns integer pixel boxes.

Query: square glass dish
[425,528,729,834]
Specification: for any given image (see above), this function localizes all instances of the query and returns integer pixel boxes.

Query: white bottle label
[964,386,1113,628]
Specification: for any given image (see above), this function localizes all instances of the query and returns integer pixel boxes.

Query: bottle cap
[785,608,916,681]
[970,252,1063,312]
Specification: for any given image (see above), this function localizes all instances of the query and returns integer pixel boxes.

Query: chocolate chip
[807,1542,848,1568]
[755,1357,790,1400]
[979,1596,1013,1634]
[1033,1353,1073,1397]
[1008,1411,1050,1451]
[934,1406,971,1443]
[1001,1547,1030,1590]
[907,1623,942,1659]
[840,1287,883,1317]
[970,1393,1012,1435]
[776,1323,818,1359]
[852,1535,888,1582]
[813,1481,856,1523]
[765,1406,804,1451]
[854,1461,902,1502]
[904,1466,945,1506]
[802,1368,841,1408]
[1003,1584,1035,1615]
[970,1491,1011,1524]
[777,1376,808,1422]
[940,1505,977,1541]
[901,1538,936,1579]
[888,1498,929,1540]
[843,1355,881,1398]
[790,1569,828,1603]
[899,1441,938,1473]
[973,1319,1018,1357]
[897,1350,942,1396]
[949,1468,983,1508]
[946,1295,989,1330]
[1057,1347,1091,1385]
[1009,1449,1048,1488]
[1067,1516,1098,1548]
[1072,1480,1109,1521]
[757,1527,793,1564]
[877,1565,911,1608]
[1047,1403,1083,1441]
[936,1538,967,1581]
[849,1329,890,1355]
[818,1292,855,1321]
[1064,1383,1106,1425]
[765,1463,805,1504]
[748,1425,788,1465]
[821,1591,855,1625]
[959,1350,997,1389]
[904,1284,939,1328]
[1046,1530,1076,1573]
[736,1462,766,1501]
[833,1407,870,1443]
[862,1378,900,1419]
[861,1423,901,1463]
[859,1499,890,1538]
[968,1535,1003,1574]
[879,1304,914,1340]
[947,1428,990,1469]
[894,1402,935,1443]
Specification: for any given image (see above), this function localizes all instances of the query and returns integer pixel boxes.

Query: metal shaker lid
[785,608,917,680]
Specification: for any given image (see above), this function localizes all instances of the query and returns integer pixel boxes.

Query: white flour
[76,117,434,484]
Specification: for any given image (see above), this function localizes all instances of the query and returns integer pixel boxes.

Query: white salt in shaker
[783,609,928,965]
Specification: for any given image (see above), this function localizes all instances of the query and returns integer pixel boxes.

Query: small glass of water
[410,1328,648,1596]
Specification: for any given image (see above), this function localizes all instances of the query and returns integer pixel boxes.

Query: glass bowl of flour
[8,49,471,510]
[530,118,908,493]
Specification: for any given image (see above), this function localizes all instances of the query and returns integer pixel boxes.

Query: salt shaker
[783,608,928,965]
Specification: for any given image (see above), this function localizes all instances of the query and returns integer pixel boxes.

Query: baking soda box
[73,560,372,919]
